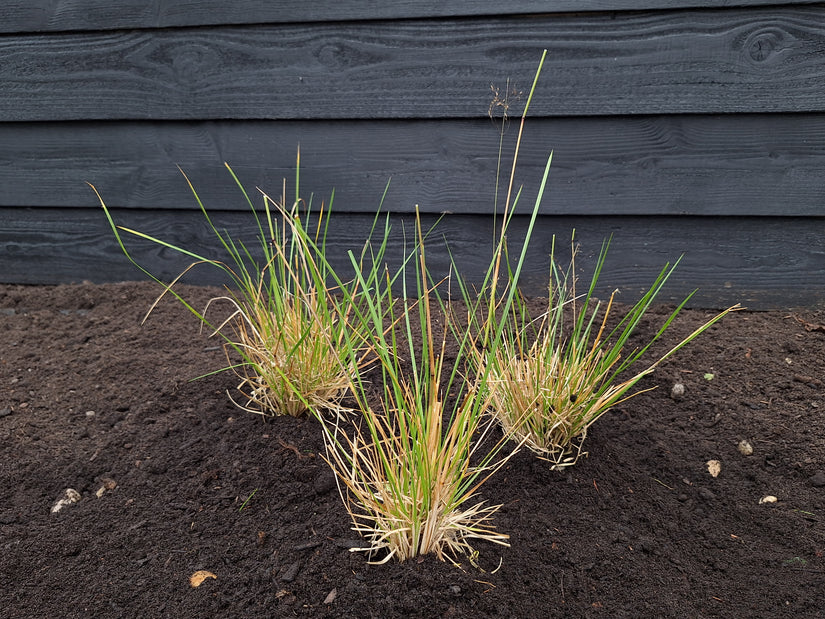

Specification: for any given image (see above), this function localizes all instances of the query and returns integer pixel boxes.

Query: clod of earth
[808,472,825,487]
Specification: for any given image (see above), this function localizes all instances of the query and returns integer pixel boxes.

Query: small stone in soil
[738,440,754,456]
[670,383,685,400]
[51,488,81,514]
[95,478,117,498]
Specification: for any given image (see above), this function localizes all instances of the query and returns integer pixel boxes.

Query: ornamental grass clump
[482,236,739,468]
[318,211,524,567]
[315,53,554,567]
[452,48,738,468]
[93,158,362,418]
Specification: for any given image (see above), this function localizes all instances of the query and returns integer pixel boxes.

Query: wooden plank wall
[2,1,824,308]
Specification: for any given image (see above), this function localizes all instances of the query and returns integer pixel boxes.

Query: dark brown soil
[2,281,824,618]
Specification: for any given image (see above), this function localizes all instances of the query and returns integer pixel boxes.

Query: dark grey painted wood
[3,3,825,308]
[4,8,825,120]
[3,115,824,217]
[3,207,824,309]
[3,1,820,33]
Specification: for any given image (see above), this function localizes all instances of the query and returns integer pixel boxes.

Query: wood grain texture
[3,1,820,33]
[4,8,825,120]
[3,115,824,217]
[3,207,824,309]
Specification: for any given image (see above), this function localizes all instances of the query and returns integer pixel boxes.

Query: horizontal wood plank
[4,8,825,120]
[2,207,823,309]
[3,115,824,217]
[3,1,820,33]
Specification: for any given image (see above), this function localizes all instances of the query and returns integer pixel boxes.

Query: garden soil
[2,281,824,618]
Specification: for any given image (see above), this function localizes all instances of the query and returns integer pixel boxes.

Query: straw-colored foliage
[212,285,352,419]
[322,366,511,565]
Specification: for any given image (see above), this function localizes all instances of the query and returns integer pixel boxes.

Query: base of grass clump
[216,290,353,419]
[321,390,512,567]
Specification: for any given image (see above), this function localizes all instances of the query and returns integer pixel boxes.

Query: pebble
[808,472,825,488]
[51,488,81,514]
[737,440,754,456]
[670,383,685,400]
[95,478,117,498]
[759,495,778,504]
[0,408,12,418]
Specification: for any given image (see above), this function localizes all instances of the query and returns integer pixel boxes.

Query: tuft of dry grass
[209,283,353,419]
[319,210,522,566]
[95,155,361,418]
[481,238,738,468]
[321,368,513,565]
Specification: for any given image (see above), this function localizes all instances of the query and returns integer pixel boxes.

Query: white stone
[51,488,81,513]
